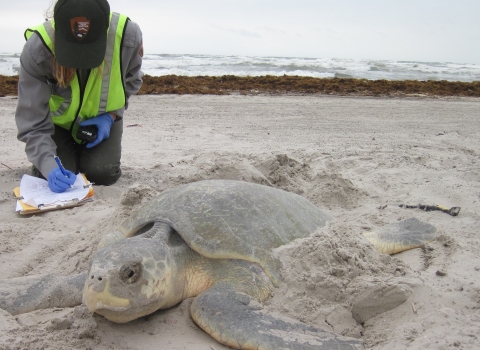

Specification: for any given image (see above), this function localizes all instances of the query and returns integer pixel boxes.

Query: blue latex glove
[79,113,114,148]
[48,168,77,193]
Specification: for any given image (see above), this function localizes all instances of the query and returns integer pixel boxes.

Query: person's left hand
[79,113,114,148]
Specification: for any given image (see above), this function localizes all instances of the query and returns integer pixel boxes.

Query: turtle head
[83,236,177,323]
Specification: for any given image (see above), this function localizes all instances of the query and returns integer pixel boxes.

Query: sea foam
[1,53,479,82]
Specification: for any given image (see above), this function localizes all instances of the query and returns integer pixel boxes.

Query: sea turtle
[0,180,436,350]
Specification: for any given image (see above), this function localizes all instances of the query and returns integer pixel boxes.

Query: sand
[0,94,479,349]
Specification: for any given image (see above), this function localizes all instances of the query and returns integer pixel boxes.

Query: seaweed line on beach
[1,74,480,98]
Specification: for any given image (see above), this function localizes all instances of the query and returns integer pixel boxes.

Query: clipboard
[13,173,94,214]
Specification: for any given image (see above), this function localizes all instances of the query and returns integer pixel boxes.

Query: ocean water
[1,53,479,82]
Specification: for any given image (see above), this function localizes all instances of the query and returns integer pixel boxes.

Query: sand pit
[1,94,479,349]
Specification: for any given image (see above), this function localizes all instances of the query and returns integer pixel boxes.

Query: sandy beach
[1,94,479,349]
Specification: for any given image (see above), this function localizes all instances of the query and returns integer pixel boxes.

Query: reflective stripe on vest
[25,13,128,143]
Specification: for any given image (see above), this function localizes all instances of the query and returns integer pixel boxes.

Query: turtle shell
[116,180,331,285]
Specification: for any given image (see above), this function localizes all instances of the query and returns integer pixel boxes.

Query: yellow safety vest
[25,13,128,143]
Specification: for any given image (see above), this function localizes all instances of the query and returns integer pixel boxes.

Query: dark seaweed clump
[0,75,19,97]
[1,74,479,97]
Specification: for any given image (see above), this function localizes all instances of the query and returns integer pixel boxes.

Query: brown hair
[53,58,76,87]
[52,58,106,87]
[45,1,73,87]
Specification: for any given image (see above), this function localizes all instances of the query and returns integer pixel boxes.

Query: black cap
[54,0,110,69]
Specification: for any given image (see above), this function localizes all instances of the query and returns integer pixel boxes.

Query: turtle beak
[83,280,130,313]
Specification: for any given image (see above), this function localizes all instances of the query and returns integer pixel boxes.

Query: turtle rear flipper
[0,272,86,315]
[190,284,364,350]
[363,217,436,255]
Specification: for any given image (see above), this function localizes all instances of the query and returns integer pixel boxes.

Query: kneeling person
[15,0,143,192]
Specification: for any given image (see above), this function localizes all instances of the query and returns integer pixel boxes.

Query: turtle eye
[119,262,141,284]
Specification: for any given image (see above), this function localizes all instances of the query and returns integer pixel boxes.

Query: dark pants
[41,120,123,185]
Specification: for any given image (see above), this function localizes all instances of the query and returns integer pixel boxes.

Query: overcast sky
[2,0,479,64]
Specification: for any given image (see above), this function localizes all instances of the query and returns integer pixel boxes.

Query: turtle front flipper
[363,217,436,255]
[190,284,364,350]
[0,272,87,315]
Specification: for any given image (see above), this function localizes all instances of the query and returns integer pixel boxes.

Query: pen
[54,156,73,188]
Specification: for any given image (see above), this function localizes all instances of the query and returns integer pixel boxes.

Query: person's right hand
[48,168,76,193]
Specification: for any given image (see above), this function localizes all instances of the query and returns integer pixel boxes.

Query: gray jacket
[15,20,143,178]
